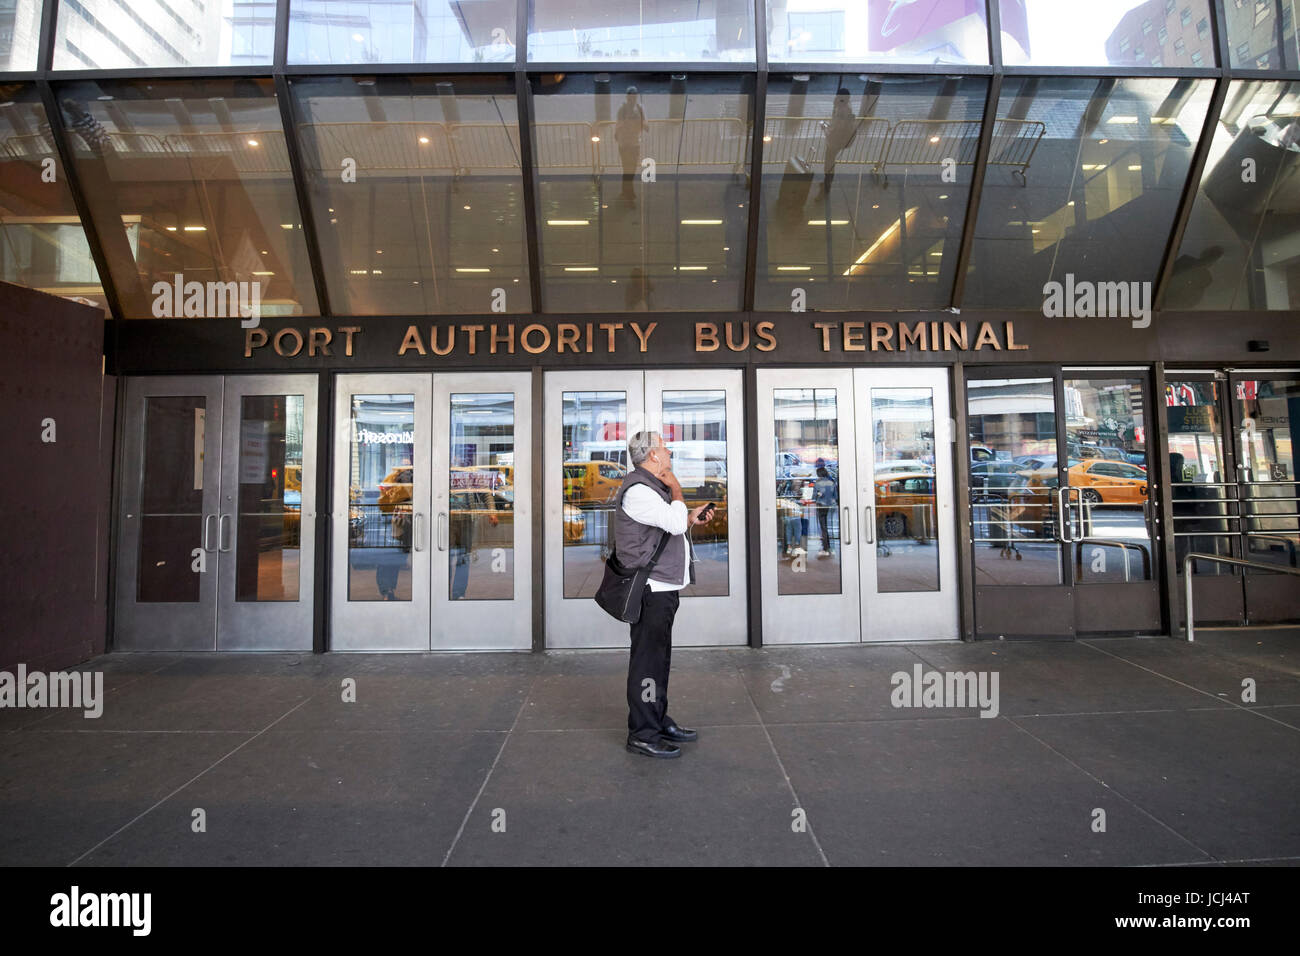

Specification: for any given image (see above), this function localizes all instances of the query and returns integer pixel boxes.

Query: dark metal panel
[1243,575,1300,624]
[1074,582,1162,634]
[274,0,290,69]
[275,74,333,316]
[1178,571,1246,626]
[515,0,527,68]
[948,72,1001,308]
[515,72,545,313]
[35,80,126,321]
[1152,77,1229,311]
[743,362,762,647]
[974,587,1074,638]
[313,372,331,653]
[531,365,545,651]
[951,361,976,640]
[36,0,57,74]
[1152,362,1179,635]
[741,70,766,312]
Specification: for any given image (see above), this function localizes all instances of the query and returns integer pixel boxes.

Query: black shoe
[626,735,681,758]
[660,722,698,742]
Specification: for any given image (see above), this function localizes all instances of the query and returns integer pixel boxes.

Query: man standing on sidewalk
[615,431,712,758]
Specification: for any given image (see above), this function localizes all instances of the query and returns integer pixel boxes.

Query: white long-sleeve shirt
[620,484,691,591]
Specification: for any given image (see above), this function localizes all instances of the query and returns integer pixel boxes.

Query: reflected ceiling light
[676,266,707,271]
[871,203,879,209]
[328,208,334,213]
[930,252,943,257]
[246,138,259,147]
[1098,138,1109,144]
[564,266,598,271]
[1107,116,1138,123]
[260,250,268,255]
[372,269,382,275]
[281,224,294,229]
[681,219,722,225]
[1127,164,1142,170]
[165,226,178,232]
[762,135,772,143]
[352,33,364,42]
[418,136,430,144]
[843,207,918,277]
[591,135,600,142]
[548,219,590,226]
[350,269,368,275]
[1067,200,1075,206]
[330,218,337,224]
[376,249,383,254]
[1031,229,1040,234]
[1081,163,1106,171]
[252,271,274,276]
[456,268,490,273]
[97,95,113,101]
[183,225,206,231]
[492,247,499,253]
[463,204,471,210]
[929,135,940,144]
[777,265,811,271]
[807,220,848,226]
[938,194,948,199]
[610,279,618,283]
[723,246,730,251]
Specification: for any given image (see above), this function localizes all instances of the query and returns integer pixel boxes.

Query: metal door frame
[855,367,959,642]
[1228,367,1300,623]
[1164,369,1245,626]
[330,373,432,651]
[114,375,224,650]
[644,369,748,646]
[966,365,1074,639]
[216,374,319,651]
[1062,368,1163,635]
[757,367,862,645]
[431,372,533,650]
[544,369,646,648]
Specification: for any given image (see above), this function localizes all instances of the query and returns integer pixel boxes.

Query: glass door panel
[432,373,532,650]
[217,376,318,651]
[1233,374,1300,623]
[115,377,224,650]
[967,378,1063,587]
[1166,376,1244,625]
[1065,378,1154,585]
[646,370,747,645]
[545,371,645,648]
[758,368,861,644]
[332,374,432,650]
[857,368,957,642]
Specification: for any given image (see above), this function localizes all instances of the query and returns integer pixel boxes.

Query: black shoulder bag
[594,529,672,624]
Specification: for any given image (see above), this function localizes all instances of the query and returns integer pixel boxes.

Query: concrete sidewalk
[2,630,1298,867]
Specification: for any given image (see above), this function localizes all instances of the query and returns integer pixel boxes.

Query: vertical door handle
[863,505,874,544]
[218,513,233,552]
[842,505,851,546]
[413,512,426,552]
[437,512,448,551]
[203,513,217,552]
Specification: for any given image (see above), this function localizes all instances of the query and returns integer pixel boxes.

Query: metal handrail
[1182,552,1300,641]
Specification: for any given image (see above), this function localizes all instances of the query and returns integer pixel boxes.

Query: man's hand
[688,504,712,526]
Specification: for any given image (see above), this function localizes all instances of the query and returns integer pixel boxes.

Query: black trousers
[626,588,680,742]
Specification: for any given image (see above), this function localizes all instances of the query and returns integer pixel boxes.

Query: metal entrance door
[758,367,958,644]
[331,374,432,650]
[967,369,1161,638]
[544,370,747,648]
[430,373,532,650]
[115,375,318,651]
